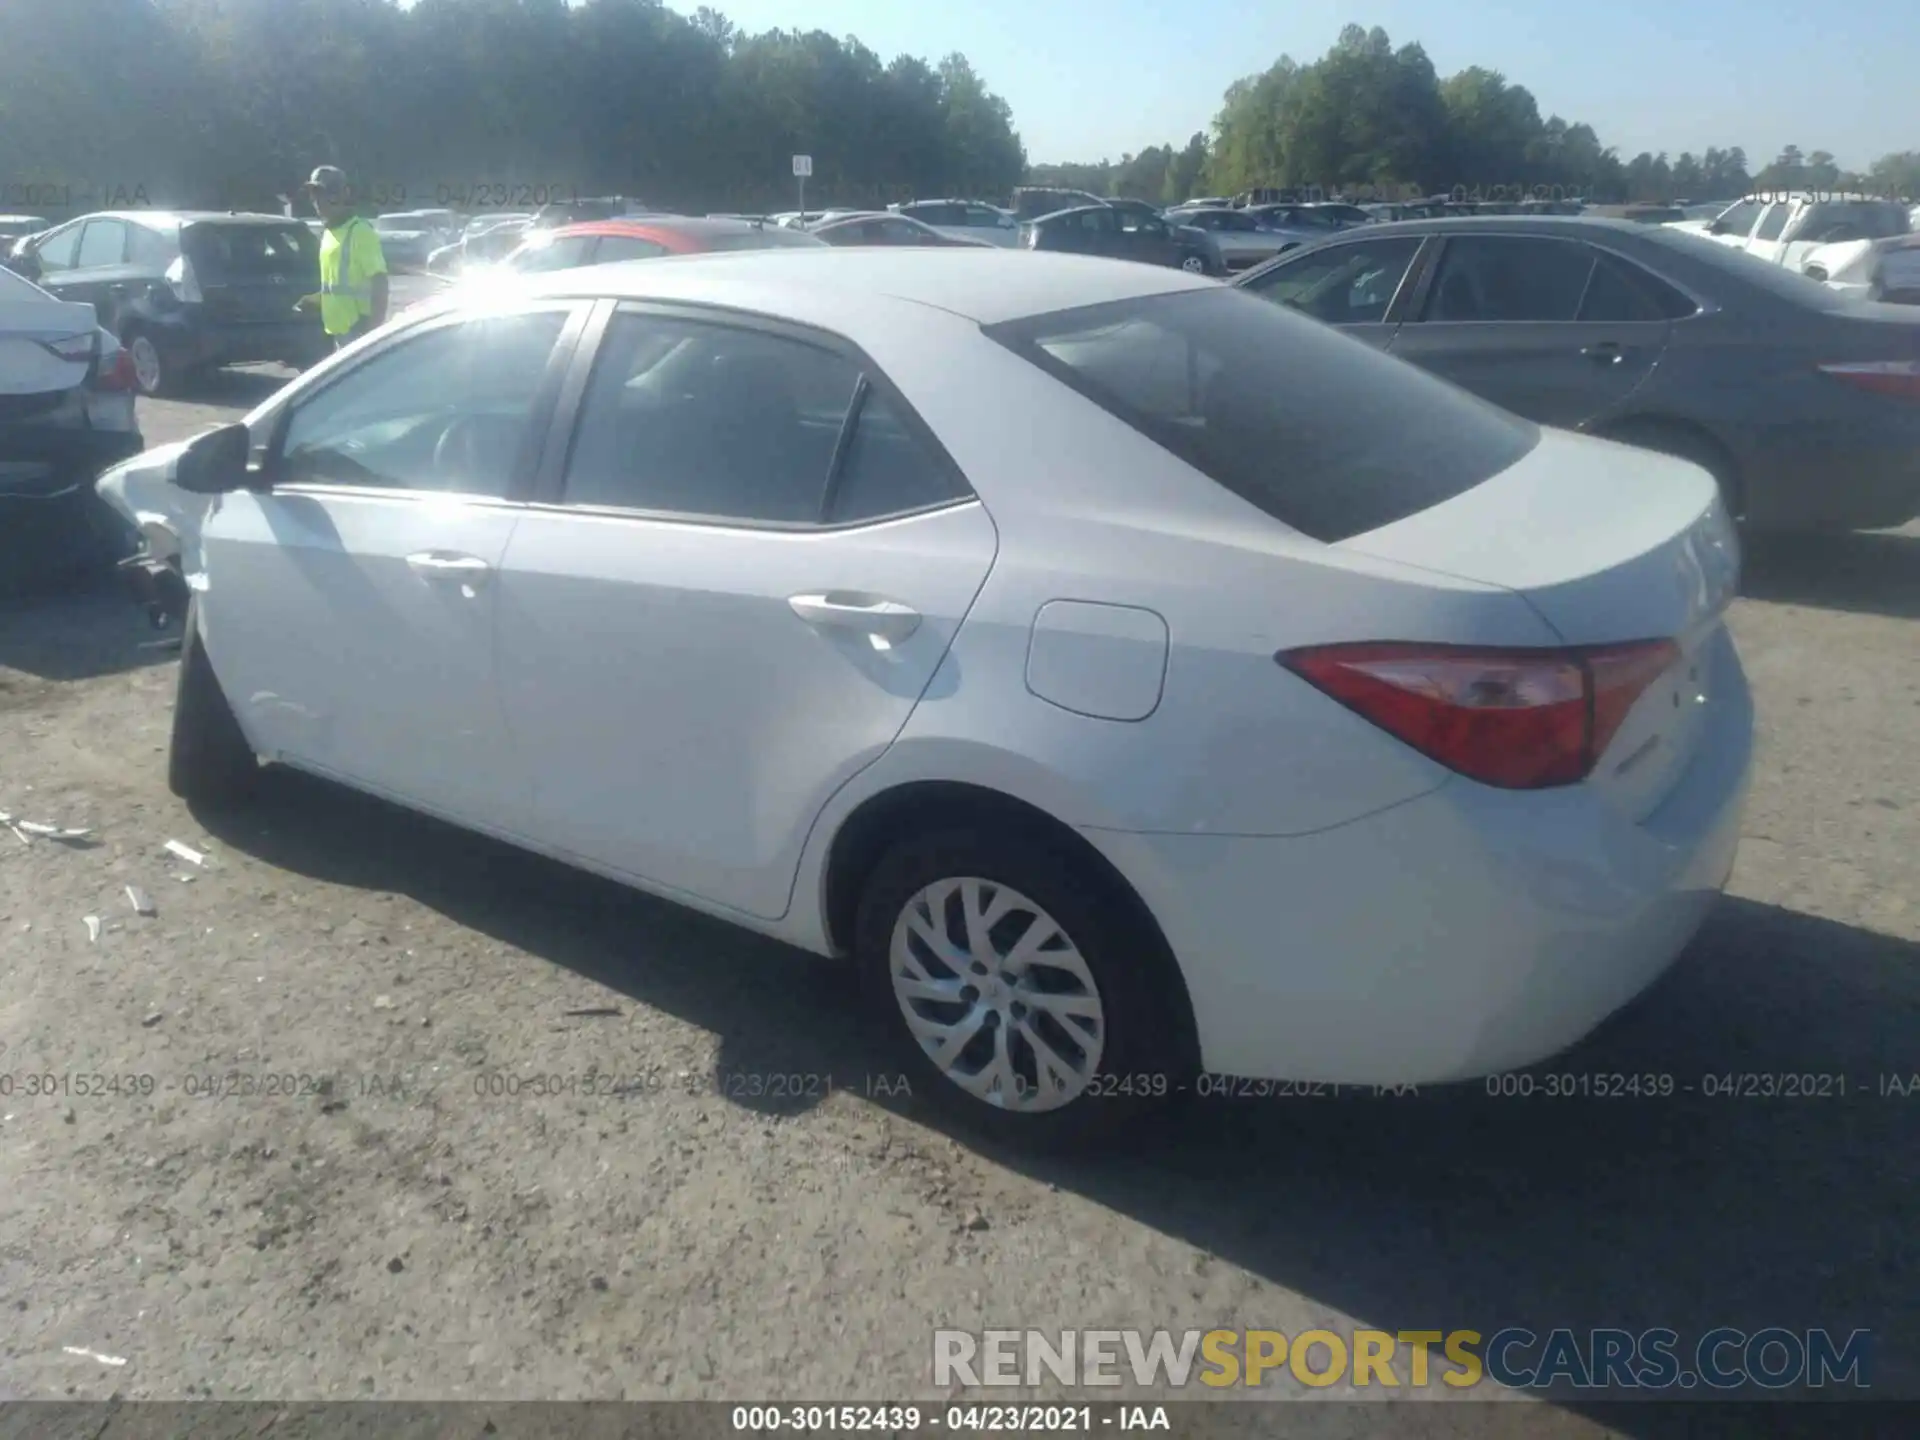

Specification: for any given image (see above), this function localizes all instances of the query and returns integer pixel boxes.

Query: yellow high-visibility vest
[317,216,386,336]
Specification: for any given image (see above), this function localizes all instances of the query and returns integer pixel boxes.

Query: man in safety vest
[296,166,388,349]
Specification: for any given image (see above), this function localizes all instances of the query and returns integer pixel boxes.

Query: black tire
[1598,418,1743,522]
[853,827,1186,1150]
[168,601,258,804]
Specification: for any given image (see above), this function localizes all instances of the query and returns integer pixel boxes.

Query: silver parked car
[1162,206,1317,270]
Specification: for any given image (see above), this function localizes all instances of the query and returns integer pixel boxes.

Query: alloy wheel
[888,877,1105,1113]
[128,335,163,395]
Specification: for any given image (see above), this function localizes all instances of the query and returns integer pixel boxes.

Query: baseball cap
[302,166,349,198]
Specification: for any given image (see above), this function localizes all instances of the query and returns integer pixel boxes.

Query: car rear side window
[1425,236,1594,321]
[590,236,671,263]
[987,287,1539,543]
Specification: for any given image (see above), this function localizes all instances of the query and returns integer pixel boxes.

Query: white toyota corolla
[98,248,1752,1146]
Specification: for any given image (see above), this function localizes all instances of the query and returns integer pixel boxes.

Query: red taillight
[91,344,137,392]
[1818,360,1920,400]
[1278,639,1680,789]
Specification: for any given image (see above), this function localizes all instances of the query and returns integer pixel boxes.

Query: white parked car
[97,250,1752,1146]
[2,264,142,588]
[1675,193,1920,301]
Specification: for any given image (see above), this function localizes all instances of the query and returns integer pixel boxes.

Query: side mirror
[173,423,253,495]
[1708,220,1730,235]
[7,246,41,280]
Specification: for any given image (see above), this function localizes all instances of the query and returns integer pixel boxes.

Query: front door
[1386,234,1667,428]
[1236,234,1427,351]
[494,306,997,920]
[197,304,581,829]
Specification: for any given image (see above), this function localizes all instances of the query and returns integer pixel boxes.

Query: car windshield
[986,287,1540,543]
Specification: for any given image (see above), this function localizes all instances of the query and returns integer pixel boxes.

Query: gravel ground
[0,379,1914,1432]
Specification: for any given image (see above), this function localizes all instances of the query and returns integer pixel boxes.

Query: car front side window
[31,223,82,271]
[1244,237,1424,324]
[276,310,570,498]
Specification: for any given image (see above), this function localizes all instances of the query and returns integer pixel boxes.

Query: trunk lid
[1336,428,1737,820]
[0,288,96,399]
[182,220,318,324]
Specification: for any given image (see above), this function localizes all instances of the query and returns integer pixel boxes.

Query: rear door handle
[407,551,492,586]
[1581,341,1625,364]
[789,593,922,643]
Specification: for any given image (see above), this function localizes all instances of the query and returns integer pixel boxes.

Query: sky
[665,0,1918,172]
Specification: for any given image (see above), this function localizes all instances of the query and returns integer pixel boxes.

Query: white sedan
[98,248,1752,1146]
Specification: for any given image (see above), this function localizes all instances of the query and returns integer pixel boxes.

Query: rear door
[493,304,996,920]
[1237,234,1428,350]
[183,220,317,327]
[1386,234,1669,427]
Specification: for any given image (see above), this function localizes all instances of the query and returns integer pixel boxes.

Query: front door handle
[789,592,922,644]
[1581,341,1625,364]
[407,551,492,586]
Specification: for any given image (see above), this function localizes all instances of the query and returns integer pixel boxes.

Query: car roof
[549,216,798,243]
[513,246,1211,327]
[1306,214,1658,241]
[65,211,301,232]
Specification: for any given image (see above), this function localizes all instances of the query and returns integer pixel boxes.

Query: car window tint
[562,314,861,523]
[964,207,1001,227]
[590,235,670,264]
[1582,257,1674,328]
[186,223,314,279]
[513,235,596,272]
[1425,236,1595,322]
[127,225,175,268]
[1753,204,1792,242]
[1074,210,1113,233]
[1714,201,1762,237]
[988,287,1539,544]
[76,220,128,268]
[33,224,82,270]
[826,389,964,523]
[278,310,568,497]
[882,220,926,244]
[1244,237,1422,324]
[1793,202,1910,243]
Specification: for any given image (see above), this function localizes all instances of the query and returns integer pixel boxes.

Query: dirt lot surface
[0,379,1915,1431]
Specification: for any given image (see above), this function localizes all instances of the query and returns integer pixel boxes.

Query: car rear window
[184,222,316,279]
[703,228,827,250]
[985,287,1541,543]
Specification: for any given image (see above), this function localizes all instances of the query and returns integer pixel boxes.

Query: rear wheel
[1179,253,1208,274]
[854,828,1183,1149]
[123,329,176,398]
[169,601,259,804]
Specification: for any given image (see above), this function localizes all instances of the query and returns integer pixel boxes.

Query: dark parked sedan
[1021,205,1225,276]
[1234,215,1920,531]
[9,211,327,396]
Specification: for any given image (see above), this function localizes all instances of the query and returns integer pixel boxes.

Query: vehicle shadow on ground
[193,774,1918,1426]
[180,365,295,408]
[1740,526,1920,621]
[0,574,177,682]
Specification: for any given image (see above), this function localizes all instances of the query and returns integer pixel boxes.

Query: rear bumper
[1082,630,1754,1085]
[1738,424,1920,531]
[0,421,144,497]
